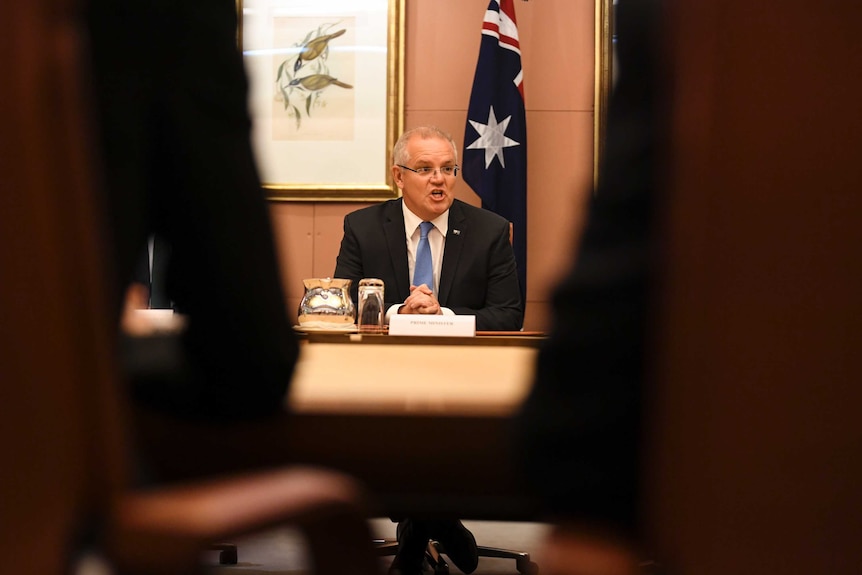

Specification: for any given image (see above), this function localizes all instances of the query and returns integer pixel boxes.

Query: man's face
[393,135,457,221]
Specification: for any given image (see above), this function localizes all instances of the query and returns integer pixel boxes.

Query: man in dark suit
[334,126,523,332]
[86,0,299,419]
[334,126,523,575]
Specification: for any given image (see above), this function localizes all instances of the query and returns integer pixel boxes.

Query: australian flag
[463,0,528,306]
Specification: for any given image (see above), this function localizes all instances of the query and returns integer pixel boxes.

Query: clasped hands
[398,284,441,315]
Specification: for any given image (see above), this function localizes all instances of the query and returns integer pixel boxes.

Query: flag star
[467,106,521,169]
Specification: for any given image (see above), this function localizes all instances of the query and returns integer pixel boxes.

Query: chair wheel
[516,558,538,575]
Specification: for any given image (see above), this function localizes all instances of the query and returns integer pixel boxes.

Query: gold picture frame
[594,0,615,191]
[238,0,404,201]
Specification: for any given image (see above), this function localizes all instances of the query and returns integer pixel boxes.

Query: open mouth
[430,189,445,198]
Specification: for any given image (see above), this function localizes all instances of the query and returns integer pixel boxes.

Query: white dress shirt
[383,204,456,322]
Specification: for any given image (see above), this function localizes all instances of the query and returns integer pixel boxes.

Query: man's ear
[391,165,404,189]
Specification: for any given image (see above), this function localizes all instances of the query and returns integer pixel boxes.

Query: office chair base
[375,538,449,575]
[425,540,450,575]
[375,538,537,575]
[430,542,538,575]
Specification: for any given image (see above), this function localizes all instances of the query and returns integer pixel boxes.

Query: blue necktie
[413,221,434,291]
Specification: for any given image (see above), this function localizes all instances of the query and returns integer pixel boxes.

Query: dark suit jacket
[334,199,524,331]
[86,0,298,419]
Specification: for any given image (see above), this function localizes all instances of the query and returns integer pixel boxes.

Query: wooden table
[132,332,545,520]
[290,334,540,415]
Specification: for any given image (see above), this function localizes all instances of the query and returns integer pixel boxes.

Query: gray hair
[392,126,458,166]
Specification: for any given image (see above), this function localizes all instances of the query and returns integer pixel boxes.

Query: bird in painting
[288,74,353,92]
[294,29,346,72]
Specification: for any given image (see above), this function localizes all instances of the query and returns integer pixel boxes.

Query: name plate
[388,314,476,337]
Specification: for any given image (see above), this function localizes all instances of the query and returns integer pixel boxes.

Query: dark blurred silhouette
[0,3,381,575]
[516,0,658,531]
[514,0,660,572]
[85,0,298,419]
[518,0,862,574]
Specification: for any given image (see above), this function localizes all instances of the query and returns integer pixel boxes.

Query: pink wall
[269,0,598,331]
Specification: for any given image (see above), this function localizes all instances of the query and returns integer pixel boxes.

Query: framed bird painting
[238,0,404,201]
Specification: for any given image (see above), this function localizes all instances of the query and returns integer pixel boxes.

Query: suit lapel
[438,201,467,304]
[383,199,411,300]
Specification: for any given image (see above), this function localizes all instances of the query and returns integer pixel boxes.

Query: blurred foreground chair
[0,3,381,574]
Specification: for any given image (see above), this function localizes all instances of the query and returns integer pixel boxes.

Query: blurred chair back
[1,3,382,575]
[1,1,129,572]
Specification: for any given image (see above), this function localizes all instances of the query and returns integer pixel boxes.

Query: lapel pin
[453,229,461,235]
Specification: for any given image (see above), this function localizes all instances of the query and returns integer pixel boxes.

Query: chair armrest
[108,466,381,575]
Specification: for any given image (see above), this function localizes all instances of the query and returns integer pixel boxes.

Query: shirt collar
[402,202,449,238]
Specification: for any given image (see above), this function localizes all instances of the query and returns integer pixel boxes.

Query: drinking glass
[357,278,385,333]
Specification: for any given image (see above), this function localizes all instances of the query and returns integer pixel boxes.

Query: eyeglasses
[397,164,460,178]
